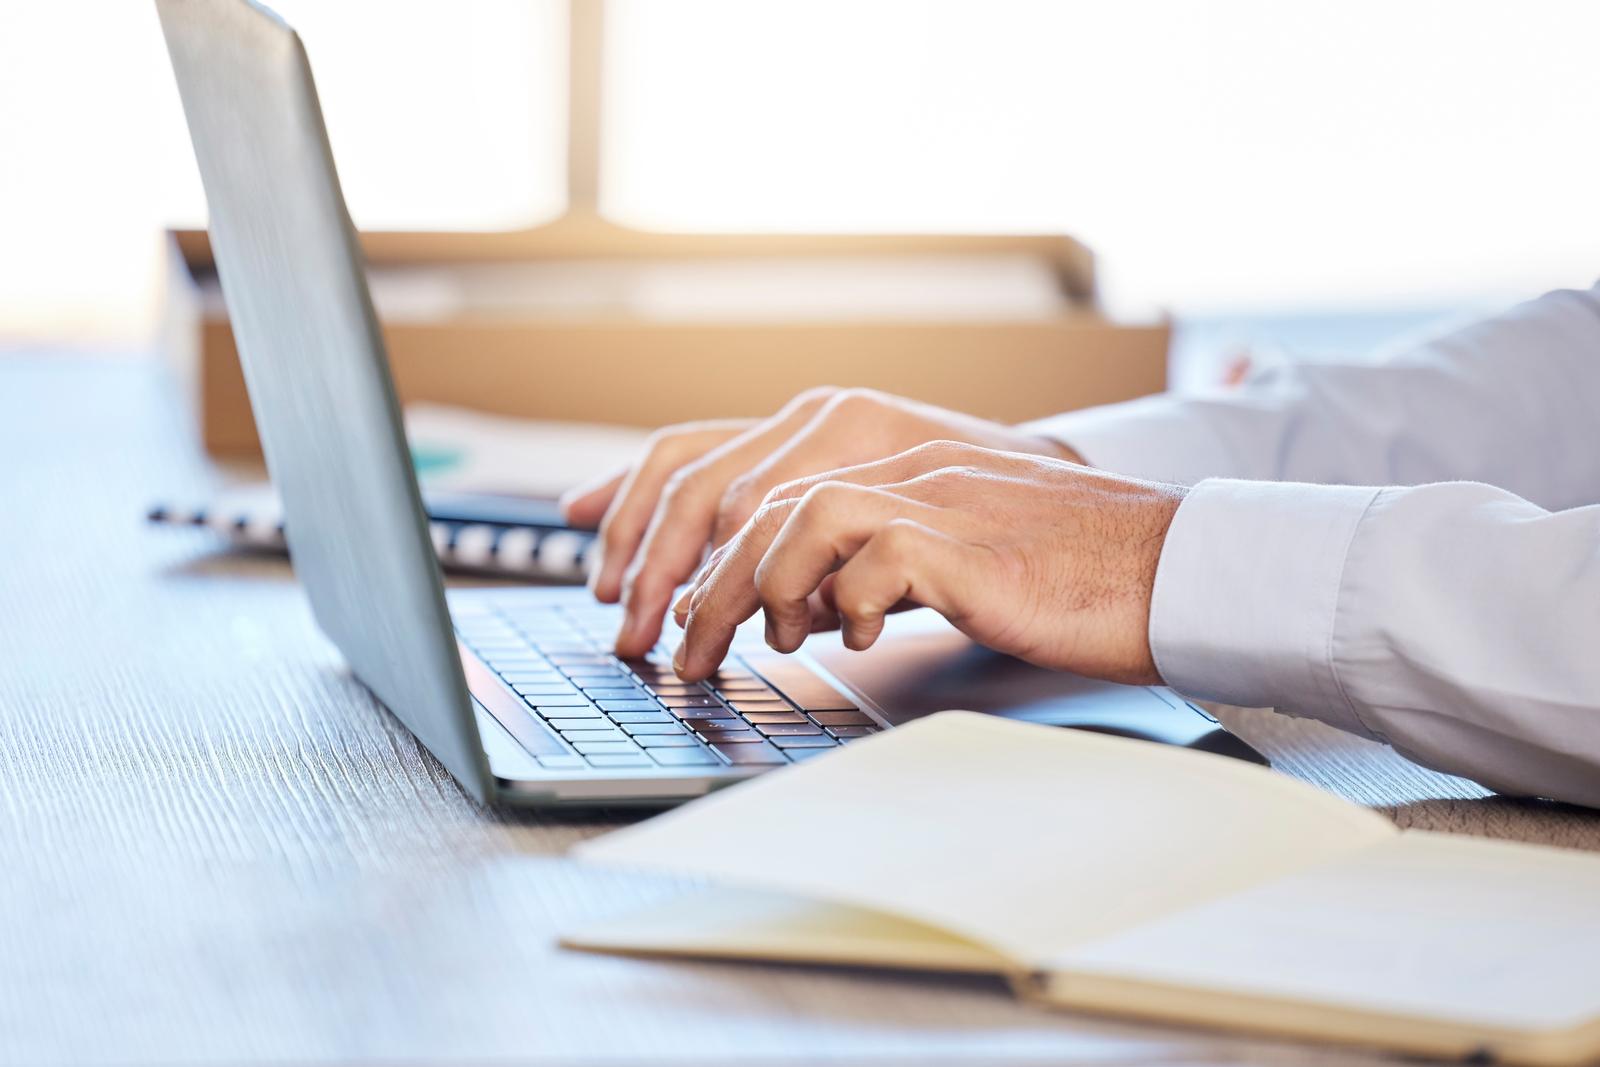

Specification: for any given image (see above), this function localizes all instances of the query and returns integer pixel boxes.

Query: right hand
[557,386,1082,657]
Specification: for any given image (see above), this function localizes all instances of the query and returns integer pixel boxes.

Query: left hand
[670,440,1188,686]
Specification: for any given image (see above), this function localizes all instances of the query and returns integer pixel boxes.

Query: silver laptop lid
[156,0,491,800]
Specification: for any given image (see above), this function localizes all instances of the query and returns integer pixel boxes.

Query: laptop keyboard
[452,597,880,772]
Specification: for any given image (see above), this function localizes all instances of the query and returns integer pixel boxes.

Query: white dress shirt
[1031,281,1600,806]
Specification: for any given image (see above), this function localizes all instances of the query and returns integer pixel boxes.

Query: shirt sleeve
[1151,478,1600,808]
[1028,282,1600,510]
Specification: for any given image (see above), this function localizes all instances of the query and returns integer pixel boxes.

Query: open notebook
[563,712,1600,1066]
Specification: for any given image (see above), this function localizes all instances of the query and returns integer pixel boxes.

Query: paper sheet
[1052,830,1600,1034]
[572,712,1396,965]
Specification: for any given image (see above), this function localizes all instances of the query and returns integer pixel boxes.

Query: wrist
[1127,483,1188,684]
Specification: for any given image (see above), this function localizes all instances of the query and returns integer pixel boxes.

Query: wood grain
[1,355,1595,1066]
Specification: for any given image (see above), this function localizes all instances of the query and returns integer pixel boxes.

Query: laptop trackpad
[810,609,1264,761]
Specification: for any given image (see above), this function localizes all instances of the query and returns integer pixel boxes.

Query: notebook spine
[147,504,592,582]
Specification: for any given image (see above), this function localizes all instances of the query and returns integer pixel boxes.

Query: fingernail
[672,642,687,674]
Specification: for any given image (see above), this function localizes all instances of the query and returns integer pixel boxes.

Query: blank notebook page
[1052,831,1600,1033]
[575,712,1396,963]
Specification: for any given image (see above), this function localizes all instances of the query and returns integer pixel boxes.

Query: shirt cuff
[1147,478,1383,737]
[1024,396,1239,485]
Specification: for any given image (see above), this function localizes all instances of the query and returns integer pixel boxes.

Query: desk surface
[3,354,1598,1067]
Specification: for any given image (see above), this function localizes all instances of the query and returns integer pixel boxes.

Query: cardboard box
[165,216,1169,455]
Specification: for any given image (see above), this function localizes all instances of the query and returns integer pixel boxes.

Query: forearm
[1152,478,1600,806]
[1031,283,1600,508]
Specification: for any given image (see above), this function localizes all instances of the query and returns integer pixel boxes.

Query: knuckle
[660,466,709,508]
[903,438,966,463]
[797,480,855,524]
[929,463,982,482]
[794,384,842,408]
[751,497,794,533]
[875,518,925,562]
[642,423,697,458]
[716,476,761,522]
[832,584,874,624]
[820,386,886,420]
[763,476,813,505]
[752,557,782,600]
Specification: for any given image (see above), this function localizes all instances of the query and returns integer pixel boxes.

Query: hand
[670,440,1187,686]
[558,387,1081,657]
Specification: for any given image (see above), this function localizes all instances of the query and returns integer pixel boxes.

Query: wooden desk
[3,354,1597,1066]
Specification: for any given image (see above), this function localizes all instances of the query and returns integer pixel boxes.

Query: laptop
[156,0,1263,807]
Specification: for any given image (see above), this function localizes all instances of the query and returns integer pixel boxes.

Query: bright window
[2,1,1598,344]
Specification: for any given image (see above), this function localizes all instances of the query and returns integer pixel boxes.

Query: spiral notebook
[148,484,595,581]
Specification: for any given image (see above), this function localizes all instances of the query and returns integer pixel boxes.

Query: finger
[559,467,627,529]
[671,541,734,628]
[676,446,977,619]
[758,439,1042,508]
[590,421,753,603]
[757,485,952,654]
[814,572,913,629]
[679,441,1033,617]
[809,576,842,633]
[615,389,841,655]
[676,481,946,679]
[829,519,980,650]
[707,395,896,545]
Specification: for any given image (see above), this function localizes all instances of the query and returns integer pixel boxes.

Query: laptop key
[513,684,581,697]
[728,699,796,714]
[755,722,823,737]
[586,753,654,768]
[743,656,860,711]
[827,725,879,738]
[606,710,671,724]
[783,747,833,762]
[572,740,643,756]
[570,670,633,683]
[533,702,603,718]
[810,711,874,727]
[713,684,774,700]
[680,717,743,732]
[562,729,627,743]
[468,639,526,651]
[698,728,762,744]
[545,717,608,731]
[712,741,788,765]
[646,684,707,698]
[742,711,808,725]
[528,695,596,708]
[771,734,836,749]
[596,699,662,713]
[648,747,719,767]
[657,694,722,709]
[635,734,701,748]
[535,754,588,770]
[585,687,651,702]
[486,655,545,670]
[623,722,687,736]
